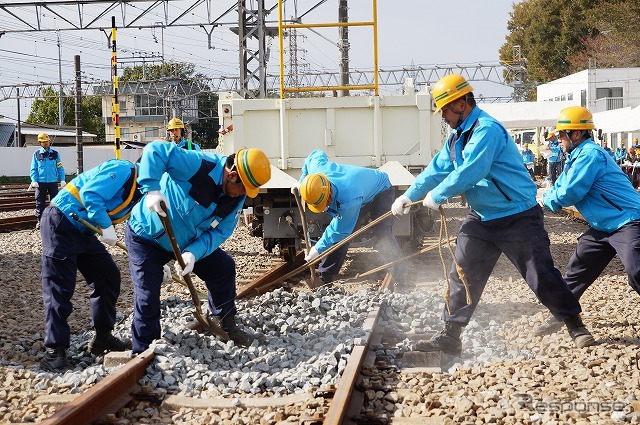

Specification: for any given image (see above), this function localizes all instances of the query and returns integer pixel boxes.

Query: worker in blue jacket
[391,74,595,356]
[39,159,142,372]
[29,132,66,229]
[546,132,564,184]
[536,106,640,336]
[614,142,628,165]
[167,118,200,151]
[126,141,271,353]
[521,143,536,180]
[602,141,614,157]
[294,149,405,285]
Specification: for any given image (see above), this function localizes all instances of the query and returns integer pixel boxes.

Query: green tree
[501,0,640,97]
[500,0,599,83]
[26,86,106,142]
[121,62,203,81]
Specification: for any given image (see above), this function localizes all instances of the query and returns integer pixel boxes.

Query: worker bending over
[126,142,271,353]
[294,150,405,285]
[40,159,141,372]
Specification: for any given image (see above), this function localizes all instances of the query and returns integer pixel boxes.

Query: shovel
[292,187,320,289]
[156,202,229,341]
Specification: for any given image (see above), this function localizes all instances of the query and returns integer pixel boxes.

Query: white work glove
[391,195,411,217]
[145,190,170,217]
[174,251,196,276]
[290,181,301,195]
[98,225,118,246]
[537,197,548,210]
[305,246,319,262]
[28,181,38,191]
[422,191,440,211]
[163,264,172,281]
[59,180,66,188]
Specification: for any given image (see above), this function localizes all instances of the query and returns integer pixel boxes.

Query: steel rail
[0,215,37,232]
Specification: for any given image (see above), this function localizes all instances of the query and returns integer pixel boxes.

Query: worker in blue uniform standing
[521,143,536,181]
[602,141,614,157]
[294,150,405,285]
[614,142,628,165]
[39,159,142,372]
[126,141,271,354]
[167,118,200,151]
[546,132,564,185]
[536,106,640,335]
[391,74,595,356]
[29,132,66,229]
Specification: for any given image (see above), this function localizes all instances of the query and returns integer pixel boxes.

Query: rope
[436,205,472,314]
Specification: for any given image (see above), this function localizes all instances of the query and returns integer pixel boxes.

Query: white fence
[0,147,142,177]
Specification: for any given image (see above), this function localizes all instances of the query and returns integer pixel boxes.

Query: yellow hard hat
[431,74,474,114]
[546,131,556,140]
[234,148,271,198]
[166,118,185,130]
[300,173,331,213]
[555,106,595,131]
[37,132,50,143]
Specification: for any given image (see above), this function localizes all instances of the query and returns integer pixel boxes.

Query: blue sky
[0,0,519,120]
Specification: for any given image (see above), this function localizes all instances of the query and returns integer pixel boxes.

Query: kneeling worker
[295,149,405,284]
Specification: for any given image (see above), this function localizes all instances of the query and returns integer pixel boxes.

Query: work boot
[319,273,334,285]
[564,315,596,348]
[88,329,132,355]
[40,346,71,373]
[220,314,253,347]
[35,221,40,230]
[414,321,464,356]
[533,314,564,336]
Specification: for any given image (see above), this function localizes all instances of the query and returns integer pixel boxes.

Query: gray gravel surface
[1,205,639,424]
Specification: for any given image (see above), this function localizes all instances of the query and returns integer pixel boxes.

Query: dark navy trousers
[443,205,582,324]
[35,182,59,221]
[40,206,121,349]
[317,187,405,279]
[564,220,640,298]
[125,224,237,354]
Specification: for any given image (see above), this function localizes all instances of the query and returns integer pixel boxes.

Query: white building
[537,67,640,147]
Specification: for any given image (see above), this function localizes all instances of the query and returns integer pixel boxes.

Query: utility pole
[57,31,64,126]
[338,0,350,97]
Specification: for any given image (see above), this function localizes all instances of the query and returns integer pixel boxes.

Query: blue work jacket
[30,147,65,183]
[522,149,535,164]
[299,150,391,253]
[128,141,244,261]
[51,159,142,233]
[404,106,537,221]
[542,139,640,233]
[548,140,563,163]
[614,147,628,162]
[176,138,201,151]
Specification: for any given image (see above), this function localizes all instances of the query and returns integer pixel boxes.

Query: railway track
[38,252,410,425]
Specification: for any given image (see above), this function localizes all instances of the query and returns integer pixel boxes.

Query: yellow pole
[278,0,285,99]
[111,16,121,159]
[372,0,379,96]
